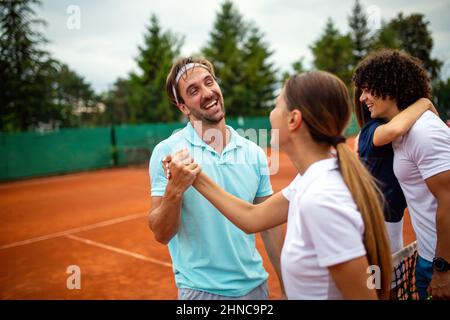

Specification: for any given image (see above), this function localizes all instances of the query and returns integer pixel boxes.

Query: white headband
[172,63,209,104]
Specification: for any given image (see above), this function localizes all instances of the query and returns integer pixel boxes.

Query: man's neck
[190,119,229,153]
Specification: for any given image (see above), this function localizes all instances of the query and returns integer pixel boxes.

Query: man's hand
[163,148,201,193]
[428,271,450,300]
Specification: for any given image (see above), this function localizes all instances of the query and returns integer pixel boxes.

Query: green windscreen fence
[0,127,112,181]
[114,122,185,166]
[344,112,360,136]
[113,117,272,166]
[0,115,360,181]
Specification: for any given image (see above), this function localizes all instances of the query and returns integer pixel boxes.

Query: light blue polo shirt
[149,122,273,296]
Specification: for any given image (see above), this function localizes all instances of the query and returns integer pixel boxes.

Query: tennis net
[390,241,419,300]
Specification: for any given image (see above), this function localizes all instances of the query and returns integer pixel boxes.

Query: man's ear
[288,109,302,131]
[177,103,191,116]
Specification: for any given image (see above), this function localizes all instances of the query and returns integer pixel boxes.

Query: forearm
[373,98,432,146]
[435,199,450,260]
[149,186,183,244]
[261,226,286,294]
[193,172,259,233]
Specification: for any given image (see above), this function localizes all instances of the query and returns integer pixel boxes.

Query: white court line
[0,212,147,250]
[65,234,172,268]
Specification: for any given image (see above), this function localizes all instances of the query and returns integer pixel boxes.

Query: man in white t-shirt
[353,49,450,300]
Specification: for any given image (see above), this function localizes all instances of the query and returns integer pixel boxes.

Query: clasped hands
[162,148,201,192]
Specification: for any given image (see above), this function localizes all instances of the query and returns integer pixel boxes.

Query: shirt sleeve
[149,142,172,197]
[359,121,388,157]
[281,175,301,202]
[255,146,273,198]
[300,192,366,267]
[407,119,450,180]
[359,123,376,156]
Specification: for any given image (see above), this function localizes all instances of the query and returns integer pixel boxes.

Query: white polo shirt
[392,111,450,262]
[280,158,366,300]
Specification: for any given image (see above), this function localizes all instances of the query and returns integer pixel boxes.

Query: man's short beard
[187,98,226,124]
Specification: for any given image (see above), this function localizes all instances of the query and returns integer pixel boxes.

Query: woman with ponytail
[166,71,392,299]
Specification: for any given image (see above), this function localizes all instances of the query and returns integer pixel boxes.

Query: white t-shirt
[280,158,366,300]
[392,111,450,262]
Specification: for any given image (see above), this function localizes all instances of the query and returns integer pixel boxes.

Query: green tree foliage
[125,14,183,123]
[309,2,443,89]
[369,20,402,51]
[310,18,354,85]
[103,78,132,125]
[202,0,247,116]
[1,0,50,131]
[388,13,442,80]
[50,62,101,127]
[240,26,278,114]
[433,78,450,120]
[348,0,371,65]
[282,57,307,82]
[0,0,99,132]
[202,1,277,116]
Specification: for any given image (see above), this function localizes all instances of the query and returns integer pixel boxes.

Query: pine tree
[127,14,183,123]
[202,1,246,116]
[389,13,442,80]
[0,0,99,131]
[348,0,371,64]
[50,62,98,127]
[0,0,50,131]
[202,1,277,116]
[369,20,402,51]
[103,78,132,125]
[282,57,307,82]
[310,18,354,85]
[241,26,278,115]
[433,78,450,120]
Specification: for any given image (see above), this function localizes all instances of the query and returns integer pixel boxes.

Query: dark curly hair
[352,49,432,127]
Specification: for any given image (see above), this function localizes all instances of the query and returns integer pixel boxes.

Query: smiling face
[359,87,399,121]
[176,67,225,124]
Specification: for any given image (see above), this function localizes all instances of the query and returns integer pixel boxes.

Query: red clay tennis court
[0,138,416,299]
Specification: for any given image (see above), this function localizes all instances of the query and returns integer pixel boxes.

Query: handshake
[162,148,202,192]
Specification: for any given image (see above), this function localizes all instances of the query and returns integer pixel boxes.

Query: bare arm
[148,155,200,244]
[148,193,182,245]
[191,171,289,234]
[426,170,450,299]
[328,256,378,300]
[256,196,286,298]
[373,98,435,146]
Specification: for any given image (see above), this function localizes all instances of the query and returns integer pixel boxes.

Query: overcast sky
[37,0,450,93]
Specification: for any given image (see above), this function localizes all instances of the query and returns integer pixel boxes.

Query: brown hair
[353,86,372,128]
[284,71,392,299]
[165,56,216,105]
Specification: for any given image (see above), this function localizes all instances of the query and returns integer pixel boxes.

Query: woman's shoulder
[301,169,353,207]
[360,118,385,134]
[299,173,360,224]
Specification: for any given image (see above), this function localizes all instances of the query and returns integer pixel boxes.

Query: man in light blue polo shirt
[148,57,285,299]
